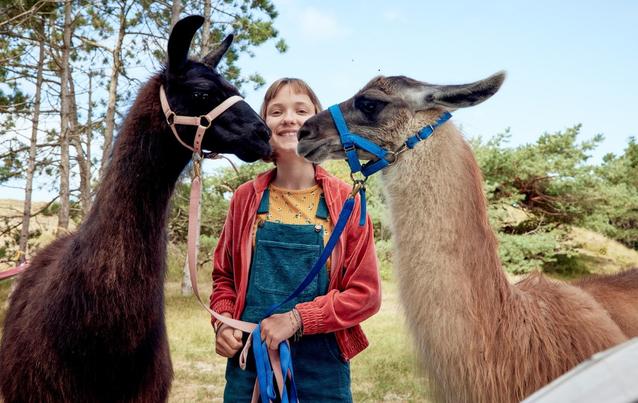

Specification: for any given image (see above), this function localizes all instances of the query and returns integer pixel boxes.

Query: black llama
[0,15,270,403]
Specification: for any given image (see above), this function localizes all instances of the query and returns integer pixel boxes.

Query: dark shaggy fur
[0,16,270,403]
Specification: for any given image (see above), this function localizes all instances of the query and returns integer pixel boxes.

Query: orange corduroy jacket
[210,165,381,360]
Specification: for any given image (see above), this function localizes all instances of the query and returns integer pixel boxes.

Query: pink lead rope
[0,262,28,281]
[160,86,291,402]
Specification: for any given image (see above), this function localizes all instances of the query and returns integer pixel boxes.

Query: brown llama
[0,16,271,403]
[297,72,638,403]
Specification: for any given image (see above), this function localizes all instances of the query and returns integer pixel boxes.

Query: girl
[211,78,381,402]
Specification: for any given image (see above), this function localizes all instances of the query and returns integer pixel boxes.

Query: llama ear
[419,71,506,110]
[202,34,234,69]
[167,15,205,72]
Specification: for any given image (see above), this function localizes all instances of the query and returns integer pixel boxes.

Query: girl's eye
[297,109,308,114]
[269,110,282,116]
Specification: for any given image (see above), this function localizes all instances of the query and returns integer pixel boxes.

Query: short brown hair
[260,78,323,119]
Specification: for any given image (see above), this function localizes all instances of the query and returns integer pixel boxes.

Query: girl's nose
[282,110,295,123]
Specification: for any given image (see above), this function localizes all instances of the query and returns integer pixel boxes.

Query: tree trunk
[200,0,211,56]
[168,0,194,296]
[19,17,46,262]
[171,0,182,28]
[180,173,200,296]
[57,0,72,233]
[181,252,193,296]
[68,68,92,216]
[99,1,128,181]
[86,70,93,193]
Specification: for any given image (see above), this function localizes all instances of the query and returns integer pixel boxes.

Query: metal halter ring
[349,173,368,198]
[351,181,365,198]
[384,151,399,165]
[350,171,368,184]
[199,115,212,128]
[343,144,356,153]
[166,111,176,126]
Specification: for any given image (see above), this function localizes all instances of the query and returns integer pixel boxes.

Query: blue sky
[3,0,637,201]
[240,0,638,160]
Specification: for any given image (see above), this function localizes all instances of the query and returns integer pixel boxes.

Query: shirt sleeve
[294,195,382,334]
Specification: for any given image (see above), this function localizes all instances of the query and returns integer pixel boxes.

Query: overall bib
[224,188,352,402]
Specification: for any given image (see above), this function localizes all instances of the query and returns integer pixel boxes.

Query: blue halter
[328,104,452,225]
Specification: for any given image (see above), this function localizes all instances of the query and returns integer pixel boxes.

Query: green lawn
[0,274,428,401]
[166,275,429,402]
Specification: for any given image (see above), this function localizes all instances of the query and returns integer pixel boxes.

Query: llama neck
[382,124,511,350]
[80,76,191,282]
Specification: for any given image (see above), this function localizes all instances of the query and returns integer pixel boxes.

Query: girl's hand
[260,311,301,350]
[214,314,244,357]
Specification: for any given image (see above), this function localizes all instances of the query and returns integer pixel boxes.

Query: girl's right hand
[214,314,244,357]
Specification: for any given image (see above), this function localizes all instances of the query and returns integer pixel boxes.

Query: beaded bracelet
[291,309,303,342]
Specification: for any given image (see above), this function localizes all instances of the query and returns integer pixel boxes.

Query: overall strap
[257,188,270,214]
[315,194,329,219]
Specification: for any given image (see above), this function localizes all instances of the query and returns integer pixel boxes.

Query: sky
[3,0,638,201]
[240,0,638,158]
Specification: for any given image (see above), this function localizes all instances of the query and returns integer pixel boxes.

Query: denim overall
[224,188,352,402]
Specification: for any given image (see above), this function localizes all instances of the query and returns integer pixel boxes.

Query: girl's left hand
[260,311,299,350]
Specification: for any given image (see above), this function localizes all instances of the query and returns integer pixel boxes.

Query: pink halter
[159,85,243,156]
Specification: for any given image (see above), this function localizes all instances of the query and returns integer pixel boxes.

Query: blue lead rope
[253,196,356,402]
[251,105,451,402]
[253,324,298,403]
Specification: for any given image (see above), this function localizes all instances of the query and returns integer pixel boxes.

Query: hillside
[1,198,637,274]
[0,199,74,270]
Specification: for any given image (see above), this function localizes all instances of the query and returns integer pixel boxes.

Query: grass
[543,227,638,280]
[2,199,636,401]
[164,272,429,402]
[0,274,430,401]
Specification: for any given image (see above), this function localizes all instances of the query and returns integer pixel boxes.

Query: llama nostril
[255,123,271,141]
[297,128,311,140]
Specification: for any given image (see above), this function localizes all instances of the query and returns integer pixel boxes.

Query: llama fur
[298,72,638,402]
[0,16,270,403]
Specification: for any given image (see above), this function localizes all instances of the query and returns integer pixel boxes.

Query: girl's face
[265,84,317,160]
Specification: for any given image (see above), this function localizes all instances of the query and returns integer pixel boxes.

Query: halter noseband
[159,85,243,158]
[328,104,452,225]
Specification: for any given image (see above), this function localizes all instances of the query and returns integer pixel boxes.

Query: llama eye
[193,92,209,100]
[355,97,386,116]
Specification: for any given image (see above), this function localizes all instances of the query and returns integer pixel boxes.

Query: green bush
[168,130,638,280]
[374,239,394,281]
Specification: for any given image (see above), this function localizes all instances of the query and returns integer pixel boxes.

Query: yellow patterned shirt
[254,184,333,270]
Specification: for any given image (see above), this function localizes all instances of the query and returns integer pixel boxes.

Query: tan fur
[300,75,638,402]
[384,124,634,402]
